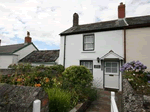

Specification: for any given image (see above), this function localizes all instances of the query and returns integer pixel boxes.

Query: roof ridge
[78,19,118,27]
[126,15,150,19]
[38,49,60,51]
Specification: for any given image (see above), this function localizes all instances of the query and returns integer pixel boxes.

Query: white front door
[104,61,119,89]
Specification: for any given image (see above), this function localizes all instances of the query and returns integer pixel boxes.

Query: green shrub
[62,65,93,101]
[45,87,71,112]
[62,65,93,89]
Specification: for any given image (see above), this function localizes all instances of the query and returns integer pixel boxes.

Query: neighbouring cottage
[19,50,59,66]
[59,2,150,91]
[0,32,38,69]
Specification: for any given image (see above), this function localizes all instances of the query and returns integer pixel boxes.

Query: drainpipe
[63,36,66,68]
[124,28,126,63]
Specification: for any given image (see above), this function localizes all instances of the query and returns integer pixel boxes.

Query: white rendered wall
[31,63,54,66]
[12,55,18,64]
[59,30,124,89]
[14,44,37,61]
[59,36,64,65]
[0,55,13,69]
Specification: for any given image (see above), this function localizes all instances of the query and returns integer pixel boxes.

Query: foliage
[62,65,94,102]
[0,63,65,88]
[45,87,72,112]
[62,65,93,88]
[121,61,150,95]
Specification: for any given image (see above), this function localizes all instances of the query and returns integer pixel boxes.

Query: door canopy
[100,50,123,60]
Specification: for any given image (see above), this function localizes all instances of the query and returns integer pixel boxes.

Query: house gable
[101,50,123,60]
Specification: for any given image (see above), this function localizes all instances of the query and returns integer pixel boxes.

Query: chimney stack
[25,31,32,43]
[0,39,1,46]
[118,2,125,19]
[73,13,79,27]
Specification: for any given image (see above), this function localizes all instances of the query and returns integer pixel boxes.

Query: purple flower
[133,67,136,70]
[148,81,150,83]
[147,74,150,77]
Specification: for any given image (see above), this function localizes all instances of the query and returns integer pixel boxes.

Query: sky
[0,0,150,50]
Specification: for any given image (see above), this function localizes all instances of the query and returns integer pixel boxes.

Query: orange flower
[17,78,22,82]
[45,78,50,83]
[35,84,41,87]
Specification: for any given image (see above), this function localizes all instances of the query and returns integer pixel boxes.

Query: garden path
[86,89,111,112]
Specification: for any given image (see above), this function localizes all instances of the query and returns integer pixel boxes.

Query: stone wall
[0,83,49,112]
[122,79,144,112]
[0,69,16,75]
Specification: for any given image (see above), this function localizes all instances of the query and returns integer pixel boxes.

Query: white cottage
[59,2,150,91]
[0,32,38,69]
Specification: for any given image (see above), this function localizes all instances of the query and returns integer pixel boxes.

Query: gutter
[63,36,66,67]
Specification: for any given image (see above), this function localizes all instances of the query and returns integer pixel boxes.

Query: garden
[120,60,150,95]
[0,63,97,112]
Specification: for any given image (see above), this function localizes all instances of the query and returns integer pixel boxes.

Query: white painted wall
[31,63,55,66]
[12,55,18,64]
[14,44,37,61]
[59,36,64,65]
[0,55,13,69]
[59,30,124,89]
[55,57,59,64]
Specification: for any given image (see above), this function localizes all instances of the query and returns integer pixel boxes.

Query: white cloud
[0,0,150,47]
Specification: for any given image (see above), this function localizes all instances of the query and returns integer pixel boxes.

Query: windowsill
[81,51,96,53]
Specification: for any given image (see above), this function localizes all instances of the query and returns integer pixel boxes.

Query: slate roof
[0,43,32,54]
[19,50,59,63]
[60,15,150,36]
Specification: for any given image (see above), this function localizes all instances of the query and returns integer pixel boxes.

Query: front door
[104,61,119,89]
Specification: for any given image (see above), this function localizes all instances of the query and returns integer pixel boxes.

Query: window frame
[80,60,93,74]
[83,34,95,51]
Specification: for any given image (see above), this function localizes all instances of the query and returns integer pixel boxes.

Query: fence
[33,99,41,112]
[111,91,118,112]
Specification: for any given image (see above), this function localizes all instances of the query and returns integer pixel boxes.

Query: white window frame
[83,34,94,51]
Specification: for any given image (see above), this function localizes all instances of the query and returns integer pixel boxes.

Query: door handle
[109,74,114,76]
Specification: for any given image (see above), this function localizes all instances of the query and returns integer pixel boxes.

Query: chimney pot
[73,13,79,27]
[25,31,32,43]
[118,2,125,18]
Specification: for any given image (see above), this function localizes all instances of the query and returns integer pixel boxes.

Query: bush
[45,87,72,112]
[62,65,93,89]
[62,65,93,101]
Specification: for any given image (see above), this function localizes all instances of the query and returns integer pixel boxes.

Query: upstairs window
[83,34,94,51]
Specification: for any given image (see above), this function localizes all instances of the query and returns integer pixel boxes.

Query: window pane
[80,61,93,74]
[84,43,94,50]
[112,68,117,73]
[106,68,111,72]
[112,63,117,67]
[106,63,111,67]
[84,35,94,43]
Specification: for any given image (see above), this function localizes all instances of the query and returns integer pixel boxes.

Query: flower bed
[0,63,97,112]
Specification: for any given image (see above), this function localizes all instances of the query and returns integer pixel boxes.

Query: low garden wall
[0,83,49,112]
[122,79,144,112]
[0,69,16,75]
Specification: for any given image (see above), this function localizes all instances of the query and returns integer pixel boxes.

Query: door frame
[103,59,120,90]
